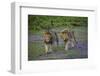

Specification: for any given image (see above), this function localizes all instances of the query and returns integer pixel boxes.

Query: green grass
[28,42,45,60]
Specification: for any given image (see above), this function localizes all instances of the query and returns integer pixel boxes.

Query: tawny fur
[60,29,76,51]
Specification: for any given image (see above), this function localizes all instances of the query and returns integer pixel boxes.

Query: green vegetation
[28,15,88,33]
[28,42,45,60]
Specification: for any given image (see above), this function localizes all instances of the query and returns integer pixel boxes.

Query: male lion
[43,30,59,55]
[60,29,76,50]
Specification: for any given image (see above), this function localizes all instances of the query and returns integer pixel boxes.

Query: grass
[28,42,45,60]
[66,49,80,58]
[28,26,88,60]
[28,42,65,60]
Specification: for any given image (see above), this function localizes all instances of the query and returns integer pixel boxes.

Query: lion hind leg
[70,39,75,48]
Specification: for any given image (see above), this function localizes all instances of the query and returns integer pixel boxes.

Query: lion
[43,30,59,55]
[59,29,76,51]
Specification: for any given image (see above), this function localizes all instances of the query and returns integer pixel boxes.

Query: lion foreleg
[44,44,49,54]
[65,41,70,51]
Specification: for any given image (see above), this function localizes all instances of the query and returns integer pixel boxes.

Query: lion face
[60,30,69,43]
[43,32,53,44]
